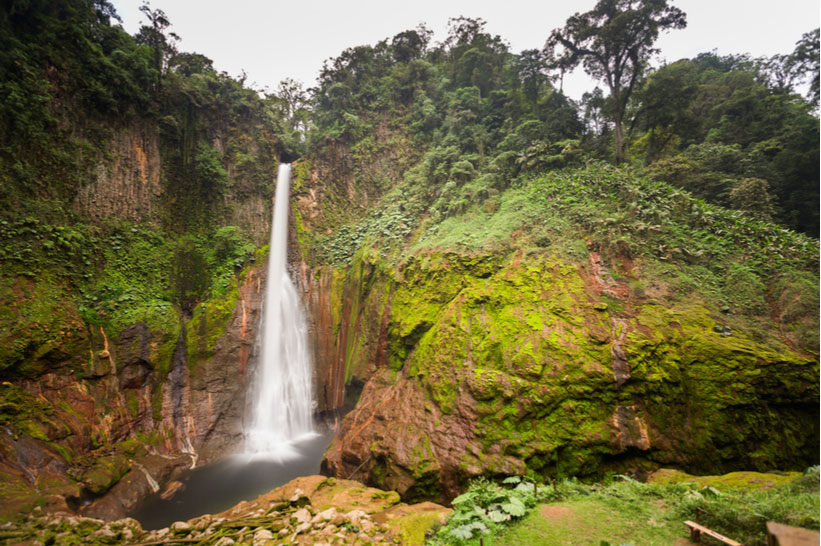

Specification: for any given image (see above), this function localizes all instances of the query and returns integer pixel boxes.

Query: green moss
[186,276,239,370]
[332,244,817,494]
[291,204,313,261]
[290,158,313,195]
[392,511,448,545]
[0,277,87,377]
[649,469,802,490]
[126,390,140,418]
[81,454,130,495]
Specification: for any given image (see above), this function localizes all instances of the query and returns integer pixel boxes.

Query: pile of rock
[140,504,395,545]
[0,475,449,546]
[0,507,142,545]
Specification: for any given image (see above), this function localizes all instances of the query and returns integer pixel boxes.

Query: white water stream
[245,163,315,458]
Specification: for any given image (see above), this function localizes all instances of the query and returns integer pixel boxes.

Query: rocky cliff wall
[72,121,163,224]
[0,262,266,519]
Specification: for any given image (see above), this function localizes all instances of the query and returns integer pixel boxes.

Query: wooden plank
[684,520,743,546]
[766,521,820,546]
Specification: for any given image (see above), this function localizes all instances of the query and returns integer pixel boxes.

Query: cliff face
[0,259,266,519]
[314,250,818,502]
[72,120,163,224]
[0,90,278,518]
[285,131,819,503]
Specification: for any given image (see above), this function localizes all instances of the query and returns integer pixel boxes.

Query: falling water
[246,163,315,457]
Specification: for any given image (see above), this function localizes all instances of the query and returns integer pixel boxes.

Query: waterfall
[245,163,315,457]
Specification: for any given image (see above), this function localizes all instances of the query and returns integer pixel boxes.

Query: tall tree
[135,1,178,90]
[787,28,819,109]
[545,0,686,163]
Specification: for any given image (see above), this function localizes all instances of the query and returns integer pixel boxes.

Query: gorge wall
[0,111,277,519]
[287,136,819,504]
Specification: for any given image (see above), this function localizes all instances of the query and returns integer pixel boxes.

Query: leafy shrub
[675,467,820,546]
[427,476,541,545]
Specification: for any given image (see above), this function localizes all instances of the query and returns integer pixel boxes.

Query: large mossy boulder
[322,250,819,502]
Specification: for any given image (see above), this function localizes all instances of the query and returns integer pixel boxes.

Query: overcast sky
[110,0,820,100]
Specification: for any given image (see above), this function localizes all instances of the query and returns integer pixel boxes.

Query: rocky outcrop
[319,250,819,502]
[0,264,267,520]
[1,476,450,545]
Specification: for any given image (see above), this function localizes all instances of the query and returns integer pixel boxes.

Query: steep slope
[294,157,818,502]
[287,22,818,502]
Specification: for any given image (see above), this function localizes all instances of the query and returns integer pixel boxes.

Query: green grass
[427,469,820,546]
[493,497,685,545]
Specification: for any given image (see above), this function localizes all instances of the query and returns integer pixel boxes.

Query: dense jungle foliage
[0,0,818,375]
[0,0,290,377]
[289,10,818,355]
[300,16,819,235]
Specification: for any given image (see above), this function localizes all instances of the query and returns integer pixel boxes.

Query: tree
[135,1,179,90]
[444,17,509,97]
[516,49,550,105]
[545,0,686,163]
[730,177,775,222]
[787,28,819,109]
[391,26,432,63]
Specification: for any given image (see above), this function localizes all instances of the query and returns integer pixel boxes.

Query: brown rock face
[322,368,485,503]
[311,250,818,504]
[0,264,267,520]
[73,121,163,223]
[188,265,266,460]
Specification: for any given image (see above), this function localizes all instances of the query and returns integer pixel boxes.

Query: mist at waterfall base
[131,164,332,530]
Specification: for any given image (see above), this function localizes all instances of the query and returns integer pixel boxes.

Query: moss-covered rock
[648,468,802,490]
[322,249,819,502]
[81,454,131,495]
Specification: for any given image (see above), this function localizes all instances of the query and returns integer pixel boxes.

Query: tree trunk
[613,119,625,164]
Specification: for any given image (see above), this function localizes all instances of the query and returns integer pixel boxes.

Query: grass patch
[427,469,819,546]
[494,497,683,545]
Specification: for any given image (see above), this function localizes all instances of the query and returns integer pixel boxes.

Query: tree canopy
[545,0,686,163]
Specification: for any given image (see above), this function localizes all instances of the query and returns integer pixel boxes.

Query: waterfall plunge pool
[129,426,334,530]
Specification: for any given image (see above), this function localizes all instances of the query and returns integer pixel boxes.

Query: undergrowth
[316,162,818,351]
[427,468,820,546]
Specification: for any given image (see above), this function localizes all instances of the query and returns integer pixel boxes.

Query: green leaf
[515,481,535,492]
[501,496,526,517]
[488,508,510,522]
[451,491,476,506]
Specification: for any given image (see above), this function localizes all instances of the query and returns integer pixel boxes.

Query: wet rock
[160,479,185,500]
[313,507,337,522]
[88,526,117,540]
[345,509,368,527]
[253,528,274,545]
[170,520,191,534]
[292,507,311,524]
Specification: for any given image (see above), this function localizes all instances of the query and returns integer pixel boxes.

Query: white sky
[110,0,820,100]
